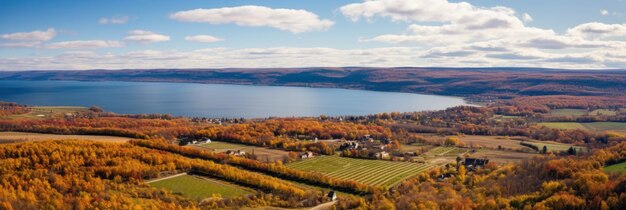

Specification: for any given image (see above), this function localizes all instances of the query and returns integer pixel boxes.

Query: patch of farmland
[0,132,135,144]
[524,140,587,153]
[2,106,91,120]
[539,122,626,133]
[458,135,530,151]
[589,109,617,116]
[399,143,433,153]
[548,109,588,116]
[194,141,289,162]
[604,161,626,173]
[422,146,468,157]
[286,155,433,188]
[538,122,589,130]
[148,174,254,201]
[582,122,626,133]
[471,150,538,164]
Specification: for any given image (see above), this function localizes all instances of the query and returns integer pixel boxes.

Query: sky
[1,0,626,70]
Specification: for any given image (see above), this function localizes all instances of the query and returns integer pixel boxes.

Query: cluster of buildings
[338,135,396,160]
[178,137,212,146]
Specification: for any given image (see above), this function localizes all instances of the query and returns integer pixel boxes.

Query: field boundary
[145,172,187,184]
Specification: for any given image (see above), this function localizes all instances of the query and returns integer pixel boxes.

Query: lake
[0,80,469,118]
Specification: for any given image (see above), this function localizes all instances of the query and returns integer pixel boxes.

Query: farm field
[417,146,469,165]
[547,109,617,117]
[286,155,433,188]
[148,174,254,201]
[421,146,468,157]
[471,149,538,164]
[583,122,626,132]
[399,143,432,153]
[604,161,626,173]
[548,109,588,116]
[523,140,587,153]
[539,122,626,133]
[1,106,91,119]
[195,141,289,162]
[457,135,530,151]
[538,122,589,130]
[589,109,617,116]
[0,132,135,144]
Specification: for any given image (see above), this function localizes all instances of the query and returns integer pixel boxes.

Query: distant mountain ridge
[1,67,625,99]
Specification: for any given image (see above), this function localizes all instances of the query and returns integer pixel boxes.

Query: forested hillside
[1,68,625,100]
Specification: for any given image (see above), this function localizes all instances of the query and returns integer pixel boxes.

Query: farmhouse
[202,138,211,143]
[464,158,489,170]
[327,191,337,201]
[375,151,390,160]
[437,173,455,182]
[226,150,246,156]
[340,141,359,150]
[300,151,314,159]
[404,152,417,156]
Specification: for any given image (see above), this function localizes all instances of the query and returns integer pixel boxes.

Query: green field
[548,109,617,117]
[148,175,254,201]
[583,122,626,132]
[286,155,432,188]
[548,109,588,116]
[2,106,90,120]
[589,109,617,116]
[604,161,626,173]
[539,122,626,133]
[198,141,289,162]
[524,141,587,153]
[538,122,589,130]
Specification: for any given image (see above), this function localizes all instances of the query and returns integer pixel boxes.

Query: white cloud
[0,28,56,41]
[185,35,223,43]
[339,0,626,68]
[45,40,123,49]
[522,13,533,23]
[567,22,626,39]
[170,5,334,33]
[601,10,609,16]
[0,42,42,48]
[341,0,552,46]
[123,30,170,43]
[1,46,624,71]
[99,15,129,24]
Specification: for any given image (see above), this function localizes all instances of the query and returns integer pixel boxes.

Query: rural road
[309,201,337,210]
[145,172,187,184]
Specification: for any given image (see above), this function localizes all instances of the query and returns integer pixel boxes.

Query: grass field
[196,141,289,162]
[0,132,135,144]
[539,122,626,133]
[148,174,254,201]
[548,109,617,117]
[422,146,468,157]
[286,155,433,188]
[583,122,626,132]
[538,122,589,130]
[524,140,587,153]
[2,106,91,120]
[589,109,617,116]
[604,161,626,173]
[457,135,530,150]
[399,143,432,153]
[548,109,588,116]
[471,149,538,163]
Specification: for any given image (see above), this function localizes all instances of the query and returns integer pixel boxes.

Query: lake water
[0,80,469,118]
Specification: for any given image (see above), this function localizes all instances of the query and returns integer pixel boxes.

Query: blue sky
[1,0,625,70]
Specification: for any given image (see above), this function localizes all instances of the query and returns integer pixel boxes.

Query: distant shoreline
[1,67,624,100]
